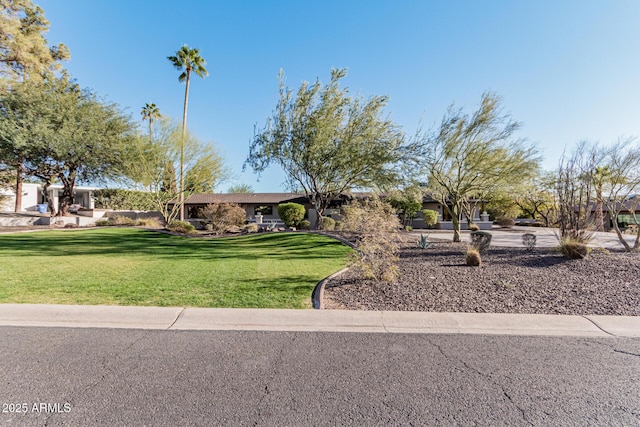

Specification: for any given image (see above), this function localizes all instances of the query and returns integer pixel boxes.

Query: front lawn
[0,228,352,308]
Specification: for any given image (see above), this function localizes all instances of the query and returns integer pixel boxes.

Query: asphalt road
[1,327,639,426]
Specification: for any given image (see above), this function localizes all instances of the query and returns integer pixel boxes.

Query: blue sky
[39,0,640,192]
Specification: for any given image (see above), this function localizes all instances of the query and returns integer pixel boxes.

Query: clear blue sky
[39,0,640,192]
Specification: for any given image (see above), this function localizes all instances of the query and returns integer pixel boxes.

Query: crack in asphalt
[253,332,297,426]
[425,336,534,426]
[613,349,640,358]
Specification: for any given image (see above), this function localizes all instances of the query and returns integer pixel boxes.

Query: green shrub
[277,203,306,228]
[167,220,197,234]
[95,219,112,226]
[405,225,413,232]
[495,217,515,228]
[470,231,492,253]
[466,247,482,266]
[334,221,342,231]
[93,189,155,210]
[422,209,438,228]
[136,217,162,228]
[321,216,336,231]
[299,220,311,230]
[559,239,590,259]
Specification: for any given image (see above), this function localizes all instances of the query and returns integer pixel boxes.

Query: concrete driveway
[413,226,638,250]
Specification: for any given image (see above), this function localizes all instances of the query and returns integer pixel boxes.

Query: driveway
[414,226,638,250]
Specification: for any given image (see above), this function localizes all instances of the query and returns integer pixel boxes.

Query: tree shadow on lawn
[0,228,351,262]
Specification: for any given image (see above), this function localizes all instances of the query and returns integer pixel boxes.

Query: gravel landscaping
[323,239,640,315]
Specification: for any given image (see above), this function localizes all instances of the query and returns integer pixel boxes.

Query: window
[254,205,273,215]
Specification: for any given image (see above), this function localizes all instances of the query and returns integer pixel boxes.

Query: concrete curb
[1,304,639,337]
[312,267,350,309]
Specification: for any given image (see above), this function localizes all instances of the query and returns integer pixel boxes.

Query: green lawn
[0,228,352,308]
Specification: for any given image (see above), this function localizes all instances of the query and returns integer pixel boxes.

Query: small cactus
[416,233,431,249]
[466,247,482,266]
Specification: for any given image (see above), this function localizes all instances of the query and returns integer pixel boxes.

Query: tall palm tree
[167,45,208,221]
[140,102,161,144]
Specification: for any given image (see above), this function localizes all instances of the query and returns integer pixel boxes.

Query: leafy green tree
[410,93,540,242]
[123,117,227,223]
[0,77,136,215]
[246,68,405,228]
[387,187,423,227]
[227,183,254,193]
[0,0,69,81]
[167,45,208,221]
[1,0,69,211]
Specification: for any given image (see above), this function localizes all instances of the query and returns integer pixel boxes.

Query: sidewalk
[1,304,639,337]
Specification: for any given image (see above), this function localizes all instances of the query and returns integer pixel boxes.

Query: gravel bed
[323,241,640,315]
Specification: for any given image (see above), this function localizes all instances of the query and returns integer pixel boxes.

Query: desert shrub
[320,216,336,231]
[64,223,78,229]
[470,231,492,254]
[167,220,197,234]
[112,215,136,226]
[199,202,246,235]
[495,217,515,228]
[136,217,162,228]
[342,197,401,282]
[468,223,479,231]
[299,220,311,230]
[466,247,482,266]
[422,209,438,228]
[334,221,342,231]
[405,225,413,232]
[277,203,306,228]
[243,223,259,234]
[95,219,112,226]
[522,233,536,250]
[559,239,590,259]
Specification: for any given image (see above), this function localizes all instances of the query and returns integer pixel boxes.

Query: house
[0,182,98,213]
[183,192,493,230]
[586,198,640,231]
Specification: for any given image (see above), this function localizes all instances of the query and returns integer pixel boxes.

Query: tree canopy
[245,68,405,225]
[410,93,540,241]
[0,76,135,214]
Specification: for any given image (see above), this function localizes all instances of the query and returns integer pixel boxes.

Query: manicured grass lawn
[0,228,352,308]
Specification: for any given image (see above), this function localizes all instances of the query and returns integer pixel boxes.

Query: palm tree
[167,45,208,221]
[140,103,161,144]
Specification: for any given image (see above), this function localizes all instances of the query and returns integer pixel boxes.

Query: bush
[334,221,342,231]
[320,216,336,231]
[495,217,515,228]
[466,247,482,266]
[93,189,155,210]
[95,219,112,226]
[422,209,438,228]
[199,202,246,235]
[299,220,311,230]
[136,217,162,228]
[470,231,492,254]
[243,223,259,234]
[277,203,306,228]
[468,223,479,231]
[167,220,197,234]
[560,239,590,259]
[111,215,136,226]
[522,233,536,250]
[342,197,401,282]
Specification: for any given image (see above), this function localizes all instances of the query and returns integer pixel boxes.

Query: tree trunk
[57,172,76,216]
[595,186,604,232]
[179,71,191,222]
[13,159,23,212]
